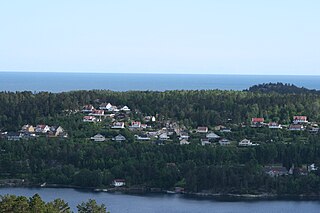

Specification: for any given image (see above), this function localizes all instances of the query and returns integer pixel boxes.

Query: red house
[293,116,308,124]
[251,118,265,127]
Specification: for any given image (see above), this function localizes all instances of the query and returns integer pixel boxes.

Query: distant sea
[1,72,320,92]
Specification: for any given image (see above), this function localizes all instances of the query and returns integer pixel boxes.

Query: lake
[1,72,320,92]
[0,188,320,213]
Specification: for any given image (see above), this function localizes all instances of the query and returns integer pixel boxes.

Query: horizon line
[0,70,320,76]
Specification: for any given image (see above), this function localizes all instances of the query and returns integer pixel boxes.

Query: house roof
[113,122,124,125]
[115,134,126,139]
[293,116,307,120]
[91,110,104,114]
[197,127,208,131]
[84,116,95,120]
[252,118,264,123]
[92,134,105,138]
[289,124,304,128]
[83,105,94,110]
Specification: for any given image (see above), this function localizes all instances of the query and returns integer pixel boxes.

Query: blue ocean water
[0,72,320,92]
[1,188,320,213]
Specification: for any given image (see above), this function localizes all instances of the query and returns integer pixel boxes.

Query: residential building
[263,166,288,177]
[289,124,305,131]
[179,132,190,140]
[293,116,308,124]
[120,106,131,112]
[201,138,211,146]
[82,105,95,113]
[219,138,230,146]
[206,132,220,140]
[111,122,125,129]
[99,103,112,110]
[159,133,170,140]
[89,110,104,116]
[130,121,141,128]
[239,139,255,146]
[112,179,126,187]
[90,134,106,142]
[268,122,282,129]
[7,132,22,141]
[113,134,126,142]
[35,125,50,133]
[83,116,97,123]
[21,124,35,133]
[196,127,208,133]
[180,139,190,145]
[135,135,151,141]
[144,116,156,122]
[251,118,265,127]
[220,127,232,133]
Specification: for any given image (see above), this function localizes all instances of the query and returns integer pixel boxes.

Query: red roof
[91,110,104,114]
[293,116,307,121]
[252,118,264,123]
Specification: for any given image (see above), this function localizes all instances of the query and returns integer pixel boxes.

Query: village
[81,103,318,148]
[0,101,319,186]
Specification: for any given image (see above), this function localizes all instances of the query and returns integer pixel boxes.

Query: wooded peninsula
[0,83,319,197]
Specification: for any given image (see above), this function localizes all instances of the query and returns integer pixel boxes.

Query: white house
[219,138,230,146]
[99,103,112,110]
[179,132,190,140]
[111,122,125,129]
[308,163,318,172]
[112,179,126,187]
[201,138,211,146]
[238,139,257,146]
[135,135,151,141]
[113,134,126,142]
[144,116,156,122]
[268,122,282,129]
[220,127,232,133]
[90,134,106,142]
[108,106,119,112]
[180,139,190,145]
[159,133,170,140]
[35,125,50,133]
[120,106,131,112]
[206,132,220,140]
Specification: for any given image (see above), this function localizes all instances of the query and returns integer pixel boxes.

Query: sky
[0,0,320,75]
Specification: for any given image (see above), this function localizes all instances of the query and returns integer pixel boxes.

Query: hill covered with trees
[0,85,320,196]
[247,83,319,94]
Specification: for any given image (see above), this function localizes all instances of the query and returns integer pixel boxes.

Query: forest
[0,83,320,195]
[0,194,108,213]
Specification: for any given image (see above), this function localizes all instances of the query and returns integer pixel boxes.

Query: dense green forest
[1,84,320,131]
[0,84,320,195]
[0,194,108,213]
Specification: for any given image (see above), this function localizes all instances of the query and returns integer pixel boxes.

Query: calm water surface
[0,188,319,213]
[1,72,320,92]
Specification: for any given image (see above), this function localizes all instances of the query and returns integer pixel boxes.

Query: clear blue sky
[1,0,319,75]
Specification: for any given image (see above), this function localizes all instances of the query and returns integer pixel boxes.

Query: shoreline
[1,183,319,201]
